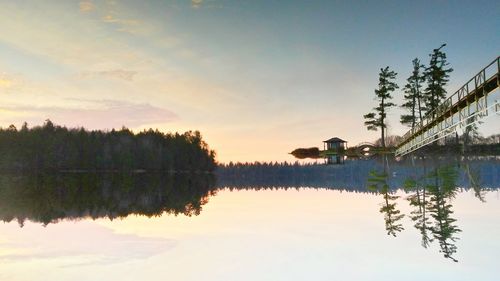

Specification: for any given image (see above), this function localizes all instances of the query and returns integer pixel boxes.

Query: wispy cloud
[101,12,142,34]
[79,0,142,34]
[79,1,95,13]
[79,69,138,81]
[0,99,177,130]
[102,14,139,26]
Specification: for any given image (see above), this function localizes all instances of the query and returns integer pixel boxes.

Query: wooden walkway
[396,56,500,157]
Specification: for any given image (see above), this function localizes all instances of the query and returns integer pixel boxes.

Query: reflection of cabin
[323,137,347,165]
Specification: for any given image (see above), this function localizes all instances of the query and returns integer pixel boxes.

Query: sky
[0,0,499,163]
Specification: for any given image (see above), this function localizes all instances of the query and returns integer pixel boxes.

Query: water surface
[1,157,499,281]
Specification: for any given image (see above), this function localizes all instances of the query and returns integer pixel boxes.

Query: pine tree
[423,44,453,118]
[364,66,398,148]
[401,58,426,129]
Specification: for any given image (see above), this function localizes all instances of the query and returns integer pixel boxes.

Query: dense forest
[0,172,216,226]
[0,120,216,172]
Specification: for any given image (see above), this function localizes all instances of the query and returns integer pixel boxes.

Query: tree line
[0,120,216,172]
[217,160,378,190]
[215,157,500,190]
[364,44,453,147]
[0,172,216,226]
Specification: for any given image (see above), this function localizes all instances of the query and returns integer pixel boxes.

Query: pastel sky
[1,0,499,162]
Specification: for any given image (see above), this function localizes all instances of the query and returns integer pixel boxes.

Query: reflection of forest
[0,173,216,226]
[2,156,499,261]
[216,158,500,191]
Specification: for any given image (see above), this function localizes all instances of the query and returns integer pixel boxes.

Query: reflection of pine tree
[368,168,404,237]
[426,165,461,262]
[463,158,485,202]
[404,176,432,248]
[381,191,405,236]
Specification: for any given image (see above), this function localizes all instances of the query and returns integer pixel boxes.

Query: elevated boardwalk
[396,56,500,157]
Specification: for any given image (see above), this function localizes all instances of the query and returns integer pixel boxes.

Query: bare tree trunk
[381,126,386,148]
[381,97,386,148]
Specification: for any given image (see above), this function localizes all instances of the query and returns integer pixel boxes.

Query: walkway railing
[395,56,500,157]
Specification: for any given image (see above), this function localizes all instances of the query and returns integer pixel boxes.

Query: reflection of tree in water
[404,159,432,248]
[369,156,466,262]
[0,173,216,226]
[367,157,405,237]
[426,165,461,262]
[463,158,486,202]
[400,158,463,262]
[216,161,378,191]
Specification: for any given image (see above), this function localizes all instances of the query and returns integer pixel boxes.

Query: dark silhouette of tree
[462,116,483,152]
[372,135,403,148]
[367,157,404,236]
[404,158,432,248]
[0,121,216,172]
[399,155,499,261]
[217,159,389,191]
[426,165,461,262]
[289,147,320,159]
[462,156,486,202]
[423,44,453,118]
[364,66,398,148]
[401,58,426,129]
[0,173,216,226]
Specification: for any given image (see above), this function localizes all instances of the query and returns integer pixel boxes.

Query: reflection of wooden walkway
[396,56,500,157]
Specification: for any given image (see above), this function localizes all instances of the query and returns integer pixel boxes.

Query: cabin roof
[323,137,347,143]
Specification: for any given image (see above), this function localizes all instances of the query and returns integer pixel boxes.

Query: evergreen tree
[0,121,217,172]
[423,44,453,118]
[364,66,398,148]
[401,58,426,129]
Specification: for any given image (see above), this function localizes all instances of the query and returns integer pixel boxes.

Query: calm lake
[1,156,499,281]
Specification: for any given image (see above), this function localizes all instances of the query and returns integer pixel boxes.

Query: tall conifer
[364,66,398,148]
[401,58,426,129]
[423,44,453,118]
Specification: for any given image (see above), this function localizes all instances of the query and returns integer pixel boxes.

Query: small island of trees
[0,120,216,172]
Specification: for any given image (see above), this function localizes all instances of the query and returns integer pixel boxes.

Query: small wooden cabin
[323,137,347,165]
[323,137,347,151]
